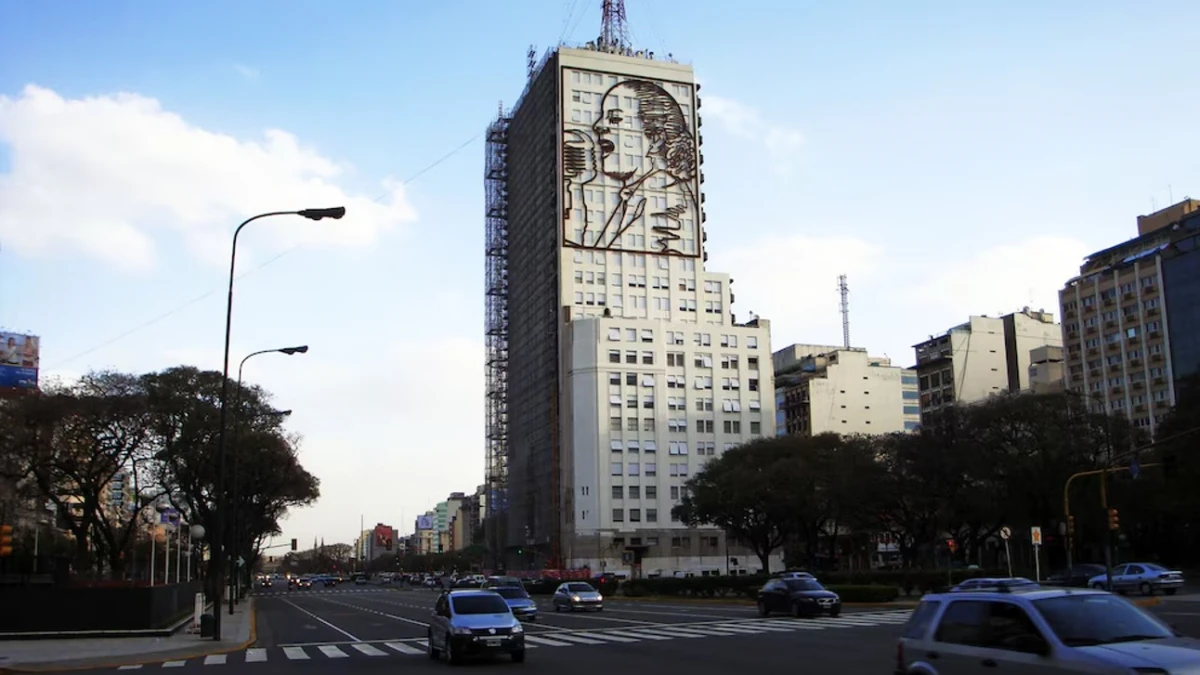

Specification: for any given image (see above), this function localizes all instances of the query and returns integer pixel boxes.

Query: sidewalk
[0,600,255,673]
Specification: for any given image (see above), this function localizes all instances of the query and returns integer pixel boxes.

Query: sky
[2,0,1199,548]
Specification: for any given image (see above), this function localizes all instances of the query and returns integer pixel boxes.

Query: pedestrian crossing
[111,611,913,669]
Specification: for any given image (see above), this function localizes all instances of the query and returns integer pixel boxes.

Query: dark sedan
[757,577,841,617]
[1046,563,1106,588]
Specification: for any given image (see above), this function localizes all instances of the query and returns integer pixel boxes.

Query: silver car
[552,581,604,612]
[895,587,1199,674]
[427,590,525,663]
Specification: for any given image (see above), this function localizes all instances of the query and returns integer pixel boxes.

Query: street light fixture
[228,345,308,613]
[213,208,342,641]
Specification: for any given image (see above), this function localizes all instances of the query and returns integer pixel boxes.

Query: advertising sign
[374,523,394,551]
[416,515,433,530]
[0,332,39,392]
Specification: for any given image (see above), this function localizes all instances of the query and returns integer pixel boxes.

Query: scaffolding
[483,107,511,570]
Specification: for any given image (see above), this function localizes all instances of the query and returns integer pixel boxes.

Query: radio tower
[838,274,851,348]
[600,0,631,51]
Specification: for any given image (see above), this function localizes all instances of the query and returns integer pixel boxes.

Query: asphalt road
[46,586,1200,674]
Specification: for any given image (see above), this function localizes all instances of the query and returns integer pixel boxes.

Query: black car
[1045,563,1106,588]
[757,577,841,617]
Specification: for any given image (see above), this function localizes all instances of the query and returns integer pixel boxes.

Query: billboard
[0,332,39,392]
[374,523,394,551]
[416,515,433,530]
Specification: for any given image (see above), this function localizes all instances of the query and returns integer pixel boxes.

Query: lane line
[280,597,363,642]
[311,596,429,628]
[245,648,267,662]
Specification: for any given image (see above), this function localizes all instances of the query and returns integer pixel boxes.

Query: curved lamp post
[228,345,308,612]
[213,207,343,640]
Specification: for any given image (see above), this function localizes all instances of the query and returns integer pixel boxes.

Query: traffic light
[1107,508,1120,531]
[0,525,12,557]
[290,538,297,551]
[946,538,957,553]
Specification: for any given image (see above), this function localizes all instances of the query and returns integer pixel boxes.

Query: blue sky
[2,0,1198,548]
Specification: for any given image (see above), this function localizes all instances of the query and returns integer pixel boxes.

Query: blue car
[492,585,538,622]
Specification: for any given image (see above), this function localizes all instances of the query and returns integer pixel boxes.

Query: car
[260,577,272,588]
[551,581,603,612]
[1045,563,1106,588]
[757,576,841,617]
[295,577,312,589]
[491,584,538,622]
[1087,562,1186,595]
[895,586,1199,674]
[427,590,525,663]
[949,577,1040,593]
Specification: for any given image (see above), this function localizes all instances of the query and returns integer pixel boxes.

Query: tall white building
[485,38,776,577]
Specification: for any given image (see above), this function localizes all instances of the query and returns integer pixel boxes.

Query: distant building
[774,345,920,436]
[1059,198,1200,432]
[1029,345,1065,394]
[913,308,1062,424]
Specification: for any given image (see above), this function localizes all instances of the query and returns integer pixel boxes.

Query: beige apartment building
[774,345,920,436]
[913,308,1062,424]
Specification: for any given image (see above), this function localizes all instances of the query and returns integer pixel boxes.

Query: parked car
[551,582,604,612]
[1088,562,1185,595]
[427,590,525,663]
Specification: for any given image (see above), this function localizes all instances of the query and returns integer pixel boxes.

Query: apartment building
[485,38,777,576]
[1029,345,1066,394]
[1059,199,1200,432]
[912,308,1062,423]
[774,345,920,436]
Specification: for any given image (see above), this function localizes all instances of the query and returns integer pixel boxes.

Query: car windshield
[494,587,530,600]
[785,579,824,591]
[1033,595,1175,646]
[451,594,511,615]
[567,583,595,593]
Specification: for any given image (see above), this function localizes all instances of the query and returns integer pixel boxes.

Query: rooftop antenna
[600,0,631,51]
[526,45,536,79]
[838,274,850,349]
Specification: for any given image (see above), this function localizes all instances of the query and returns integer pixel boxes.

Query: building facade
[912,308,1061,424]
[486,41,777,576]
[1059,200,1200,431]
[774,345,920,436]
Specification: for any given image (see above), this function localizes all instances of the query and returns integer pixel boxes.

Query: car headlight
[597,594,604,601]
[451,625,473,635]
[572,595,581,602]
[511,624,523,633]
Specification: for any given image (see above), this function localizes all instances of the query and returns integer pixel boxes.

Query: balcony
[1144,285,1158,295]
[1130,358,1143,367]
[1133,381,1144,390]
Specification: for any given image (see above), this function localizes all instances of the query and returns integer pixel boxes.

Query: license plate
[484,638,503,646]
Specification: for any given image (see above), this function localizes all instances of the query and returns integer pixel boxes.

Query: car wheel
[790,602,802,618]
[427,632,438,660]
[1139,582,1152,596]
[511,650,526,663]
[757,601,769,617]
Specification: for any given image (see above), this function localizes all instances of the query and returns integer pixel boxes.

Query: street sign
[999,526,1011,540]
[1031,526,1042,546]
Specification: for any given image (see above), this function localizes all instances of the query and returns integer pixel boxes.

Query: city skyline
[3,0,1200,548]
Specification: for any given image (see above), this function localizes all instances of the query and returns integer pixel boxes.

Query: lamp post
[229,345,308,613]
[213,207,344,640]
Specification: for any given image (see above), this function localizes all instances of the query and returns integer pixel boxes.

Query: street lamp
[228,345,308,613]
[213,207,343,641]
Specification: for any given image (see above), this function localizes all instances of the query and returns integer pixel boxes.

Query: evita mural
[562,78,700,257]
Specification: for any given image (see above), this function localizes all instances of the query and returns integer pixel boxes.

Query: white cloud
[233,64,260,82]
[714,233,885,349]
[702,94,804,165]
[0,85,416,271]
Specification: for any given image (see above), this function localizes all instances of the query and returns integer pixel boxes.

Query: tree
[673,437,811,571]
[0,372,166,577]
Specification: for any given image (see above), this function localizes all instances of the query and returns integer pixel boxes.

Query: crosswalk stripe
[161,662,186,668]
[523,634,576,647]
[282,647,310,660]
[245,648,267,662]
[574,631,638,642]
[317,645,349,658]
[631,627,707,638]
[117,666,141,670]
[351,644,388,656]
[385,641,426,655]
[545,633,607,645]
[202,655,226,665]
[604,629,673,641]
[730,622,795,632]
[698,624,766,634]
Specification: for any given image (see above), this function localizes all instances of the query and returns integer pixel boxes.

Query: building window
[646,509,657,523]
[629,509,641,522]
[612,486,623,499]
[612,509,624,522]
[608,350,620,363]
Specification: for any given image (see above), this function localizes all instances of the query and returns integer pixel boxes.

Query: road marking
[161,662,186,668]
[385,641,426,655]
[282,647,310,660]
[202,655,226,665]
[574,632,638,643]
[351,644,388,656]
[523,634,576,647]
[634,627,708,638]
[545,633,607,644]
[725,622,794,632]
[312,596,429,627]
[117,666,141,670]
[603,629,673,641]
[244,648,267,662]
[317,645,349,658]
[280,598,362,642]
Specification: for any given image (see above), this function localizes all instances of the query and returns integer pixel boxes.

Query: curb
[0,601,257,673]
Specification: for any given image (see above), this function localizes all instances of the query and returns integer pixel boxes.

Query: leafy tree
[672,436,812,571]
